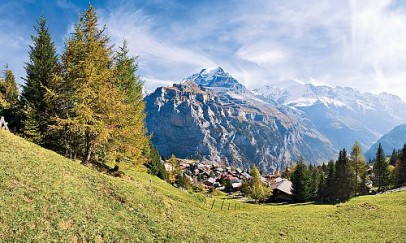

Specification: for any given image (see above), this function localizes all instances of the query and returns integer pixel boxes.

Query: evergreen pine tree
[146,143,167,180]
[109,40,149,167]
[350,141,367,195]
[389,149,398,166]
[224,179,233,192]
[21,16,58,145]
[325,160,336,201]
[335,149,354,200]
[21,103,42,143]
[308,164,319,200]
[373,143,390,192]
[396,144,406,187]
[317,166,326,201]
[291,157,311,202]
[176,172,186,188]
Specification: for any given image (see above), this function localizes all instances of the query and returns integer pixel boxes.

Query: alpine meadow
[1,1,406,242]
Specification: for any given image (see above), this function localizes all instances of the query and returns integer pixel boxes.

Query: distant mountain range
[253,82,406,151]
[145,67,406,172]
[365,124,406,160]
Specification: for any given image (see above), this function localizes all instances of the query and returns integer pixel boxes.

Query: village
[164,158,294,202]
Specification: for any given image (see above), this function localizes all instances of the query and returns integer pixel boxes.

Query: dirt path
[378,186,406,194]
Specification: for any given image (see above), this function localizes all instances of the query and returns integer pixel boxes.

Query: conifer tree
[388,165,397,188]
[248,165,271,203]
[317,166,327,201]
[167,170,176,185]
[396,144,406,187]
[50,5,119,164]
[373,143,390,192]
[21,16,58,145]
[176,172,186,188]
[21,103,42,143]
[308,164,319,200]
[146,143,167,180]
[389,149,398,166]
[109,40,150,167]
[2,68,18,105]
[291,157,311,202]
[168,154,179,172]
[325,160,336,201]
[0,67,19,131]
[335,149,354,200]
[224,179,233,192]
[350,141,367,195]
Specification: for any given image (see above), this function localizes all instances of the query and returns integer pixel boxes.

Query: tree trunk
[82,130,92,164]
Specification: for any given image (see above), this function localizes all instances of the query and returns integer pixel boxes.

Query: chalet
[232,182,242,190]
[164,163,174,172]
[223,174,240,183]
[215,167,224,173]
[179,162,190,171]
[203,177,217,187]
[269,179,293,202]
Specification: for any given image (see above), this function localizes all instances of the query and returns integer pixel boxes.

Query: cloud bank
[2,0,406,100]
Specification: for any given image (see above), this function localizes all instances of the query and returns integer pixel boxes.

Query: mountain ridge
[145,67,336,172]
[145,67,406,170]
[253,81,406,150]
[365,123,406,159]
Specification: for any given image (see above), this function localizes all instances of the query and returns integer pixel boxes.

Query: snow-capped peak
[201,66,226,77]
[183,67,245,91]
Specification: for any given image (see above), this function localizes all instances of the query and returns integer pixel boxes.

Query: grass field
[0,129,405,242]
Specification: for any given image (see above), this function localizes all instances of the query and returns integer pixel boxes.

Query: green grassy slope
[0,130,405,242]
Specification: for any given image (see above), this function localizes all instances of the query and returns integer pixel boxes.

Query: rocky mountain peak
[183,67,245,91]
[145,69,337,172]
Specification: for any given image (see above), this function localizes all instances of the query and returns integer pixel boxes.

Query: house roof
[206,177,216,184]
[270,179,293,195]
[232,182,242,188]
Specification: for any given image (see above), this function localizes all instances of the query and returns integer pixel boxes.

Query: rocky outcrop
[145,68,336,172]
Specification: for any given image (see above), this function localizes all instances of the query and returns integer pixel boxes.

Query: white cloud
[79,1,406,101]
[99,6,217,84]
[237,43,289,66]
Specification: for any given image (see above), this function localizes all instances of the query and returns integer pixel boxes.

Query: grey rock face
[146,68,336,172]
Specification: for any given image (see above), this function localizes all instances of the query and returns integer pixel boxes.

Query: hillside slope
[1,130,405,242]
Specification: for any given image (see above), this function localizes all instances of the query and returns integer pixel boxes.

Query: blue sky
[2,0,406,100]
